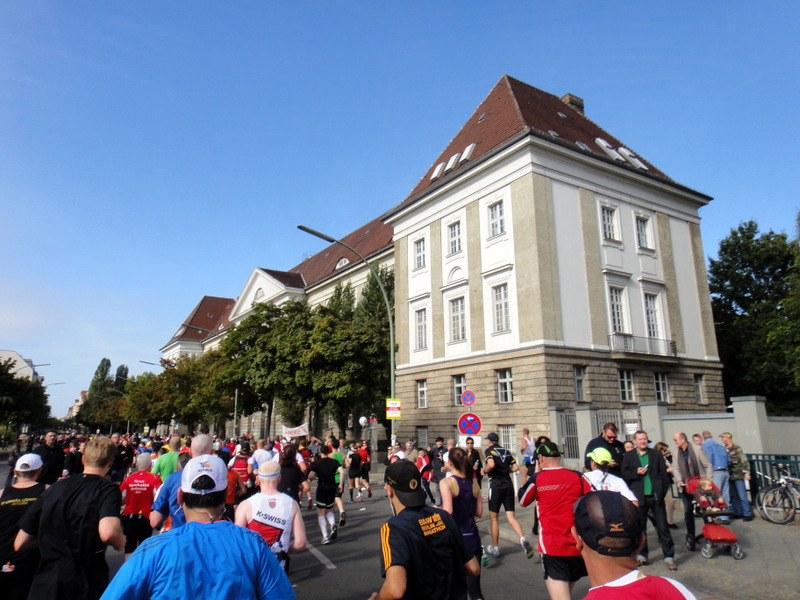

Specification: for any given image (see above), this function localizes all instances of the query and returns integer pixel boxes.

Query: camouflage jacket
[727,444,750,480]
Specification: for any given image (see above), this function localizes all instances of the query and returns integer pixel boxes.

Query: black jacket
[621,448,670,503]
[583,435,626,476]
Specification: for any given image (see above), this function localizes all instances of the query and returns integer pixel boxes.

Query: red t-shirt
[519,467,590,556]
[585,571,696,599]
[357,448,370,465]
[226,469,242,505]
[120,470,161,517]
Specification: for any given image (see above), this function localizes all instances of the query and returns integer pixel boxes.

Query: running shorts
[488,483,515,513]
[541,554,587,582]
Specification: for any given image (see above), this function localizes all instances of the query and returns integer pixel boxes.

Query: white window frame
[499,425,516,452]
[414,238,426,270]
[492,283,510,333]
[415,308,427,351]
[644,292,660,338]
[497,368,513,403]
[488,200,506,238]
[609,286,627,334]
[635,215,653,251]
[694,374,706,405]
[601,205,619,242]
[448,221,462,255]
[417,379,428,409]
[619,369,635,403]
[449,296,466,342]
[453,374,466,406]
[574,365,587,403]
[654,372,670,403]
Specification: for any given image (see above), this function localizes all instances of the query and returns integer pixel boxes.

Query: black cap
[384,459,426,507]
[486,432,499,442]
[573,491,644,557]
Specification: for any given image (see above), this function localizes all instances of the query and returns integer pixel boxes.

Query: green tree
[709,220,799,414]
[0,359,52,432]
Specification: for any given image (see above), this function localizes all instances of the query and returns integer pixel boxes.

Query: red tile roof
[289,217,394,288]
[164,295,235,346]
[392,74,708,215]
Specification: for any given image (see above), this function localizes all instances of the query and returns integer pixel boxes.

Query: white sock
[327,512,336,527]
[318,516,328,537]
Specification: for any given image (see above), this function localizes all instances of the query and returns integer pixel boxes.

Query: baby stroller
[685,476,746,560]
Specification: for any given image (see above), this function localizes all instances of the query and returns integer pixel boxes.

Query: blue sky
[2,2,798,418]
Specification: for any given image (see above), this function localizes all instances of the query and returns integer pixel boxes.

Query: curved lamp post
[298,225,396,442]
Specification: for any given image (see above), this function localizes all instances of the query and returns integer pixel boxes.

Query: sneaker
[321,537,330,545]
[308,498,313,510]
[480,548,490,567]
[339,512,347,527]
[668,523,679,529]
[636,555,648,567]
[665,558,677,571]
[347,498,354,503]
[521,538,534,559]
[330,524,338,541]
[489,545,501,558]
[368,487,372,498]
[743,515,754,522]
[357,493,364,502]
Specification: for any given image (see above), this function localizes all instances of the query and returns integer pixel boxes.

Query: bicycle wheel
[760,486,796,524]
[755,486,770,521]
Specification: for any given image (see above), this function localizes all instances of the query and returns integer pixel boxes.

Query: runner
[346,444,363,503]
[329,438,347,526]
[306,444,344,544]
[119,453,161,560]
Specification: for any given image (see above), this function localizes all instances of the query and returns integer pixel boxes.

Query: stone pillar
[640,401,669,444]
[731,396,769,454]
[575,405,597,457]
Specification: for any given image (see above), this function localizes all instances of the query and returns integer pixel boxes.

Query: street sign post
[386,398,401,420]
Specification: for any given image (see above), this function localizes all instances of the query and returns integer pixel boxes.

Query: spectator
[720,433,753,521]
[32,430,63,485]
[671,432,712,548]
[584,424,625,477]
[621,431,676,571]
[701,430,731,509]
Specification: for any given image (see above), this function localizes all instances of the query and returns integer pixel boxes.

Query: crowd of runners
[0,424,725,599]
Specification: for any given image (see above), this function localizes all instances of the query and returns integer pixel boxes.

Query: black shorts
[541,554,587,582]
[488,484,515,513]
[122,514,153,553]
[316,484,337,508]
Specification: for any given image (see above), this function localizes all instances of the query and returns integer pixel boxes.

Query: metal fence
[594,408,642,441]
[559,409,580,459]
[747,453,800,500]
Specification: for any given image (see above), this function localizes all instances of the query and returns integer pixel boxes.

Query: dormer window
[335,258,350,269]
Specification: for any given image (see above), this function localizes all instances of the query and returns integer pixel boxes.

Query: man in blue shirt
[102,454,294,600]
[701,431,730,509]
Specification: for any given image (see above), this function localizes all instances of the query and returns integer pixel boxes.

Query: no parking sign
[458,413,482,436]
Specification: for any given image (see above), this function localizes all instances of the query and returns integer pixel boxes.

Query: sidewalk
[481,501,799,600]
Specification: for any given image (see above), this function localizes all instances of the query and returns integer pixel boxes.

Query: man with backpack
[484,432,534,560]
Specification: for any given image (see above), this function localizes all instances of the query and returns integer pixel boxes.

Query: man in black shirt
[583,423,626,477]
[33,430,63,485]
[370,460,478,600]
[15,436,125,600]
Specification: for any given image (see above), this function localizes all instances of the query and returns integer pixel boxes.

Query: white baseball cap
[15,453,43,472]
[180,454,227,494]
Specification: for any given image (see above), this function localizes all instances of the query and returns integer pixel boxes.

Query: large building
[162,75,724,453]
[384,75,723,455]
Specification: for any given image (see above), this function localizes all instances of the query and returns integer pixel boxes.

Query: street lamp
[297,224,396,442]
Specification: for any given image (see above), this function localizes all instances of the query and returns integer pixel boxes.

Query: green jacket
[727,444,750,480]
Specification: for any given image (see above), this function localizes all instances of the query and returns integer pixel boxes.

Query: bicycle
[758,463,800,525]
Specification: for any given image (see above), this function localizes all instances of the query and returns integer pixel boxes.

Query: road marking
[305,542,337,569]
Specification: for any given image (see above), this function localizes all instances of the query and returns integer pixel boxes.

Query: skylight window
[460,143,475,162]
[618,147,649,170]
[594,138,625,162]
[445,153,461,173]
[558,111,568,119]
[548,130,560,137]
[431,162,445,181]
[335,258,350,269]
[576,141,591,152]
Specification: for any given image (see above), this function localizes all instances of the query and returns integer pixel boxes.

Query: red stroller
[686,476,746,560]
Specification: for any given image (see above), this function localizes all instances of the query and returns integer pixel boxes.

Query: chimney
[560,93,584,115]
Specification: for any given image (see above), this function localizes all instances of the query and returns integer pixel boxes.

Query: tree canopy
[709,219,800,415]
[0,359,52,432]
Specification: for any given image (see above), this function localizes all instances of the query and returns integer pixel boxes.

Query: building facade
[383,76,723,454]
